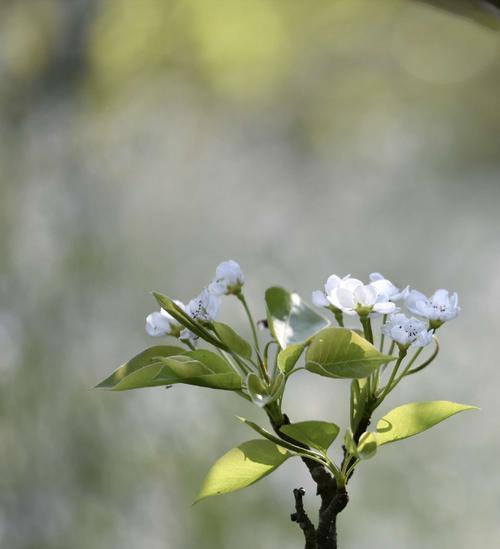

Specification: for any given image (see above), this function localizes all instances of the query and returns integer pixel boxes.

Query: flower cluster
[145,260,244,345]
[312,272,460,349]
[312,272,408,317]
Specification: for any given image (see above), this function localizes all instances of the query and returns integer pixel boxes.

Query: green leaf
[237,417,312,455]
[357,432,377,459]
[375,401,478,446]
[305,328,396,379]
[154,351,242,391]
[280,420,340,452]
[277,344,305,374]
[195,440,292,502]
[265,287,329,349]
[152,292,224,348]
[95,345,187,390]
[212,321,253,360]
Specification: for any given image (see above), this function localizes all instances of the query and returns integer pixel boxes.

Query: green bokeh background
[1,1,499,548]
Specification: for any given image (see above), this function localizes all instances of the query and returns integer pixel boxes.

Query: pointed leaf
[155,352,242,391]
[375,401,478,446]
[265,287,329,349]
[96,345,187,389]
[280,420,340,452]
[195,440,292,502]
[212,322,253,360]
[305,328,396,379]
[277,344,305,374]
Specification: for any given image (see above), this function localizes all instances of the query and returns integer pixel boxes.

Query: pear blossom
[381,313,433,348]
[311,274,352,308]
[326,276,397,316]
[186,288,220,322]
[369,272,410,302]
[209,260,244,296]
[145,301,185,337]
[406,289,460,326]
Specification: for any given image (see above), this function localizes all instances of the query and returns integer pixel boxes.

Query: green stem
[404,337,440,376]
[185,340,196,351]
[238,293,261,354]
[391,346,424,387]
[379,314,387,352]
[377,350,407,403]
[360,315,373,344]
[329,306,344,327]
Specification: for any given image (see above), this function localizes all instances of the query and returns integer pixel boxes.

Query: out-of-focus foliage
[0,1,499,548]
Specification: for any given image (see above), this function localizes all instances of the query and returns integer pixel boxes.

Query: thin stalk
[404,337,440,376]
[329,306,344,327]
[237,293,261,355]
[343,457,360,481]
[391,347,424,387]
[360,315,373,344]
[379,314,388,352]
[377,350,407,403]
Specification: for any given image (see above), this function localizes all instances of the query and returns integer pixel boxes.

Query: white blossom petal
[312,290,329,307]
[373,301,396,314]
[145,311,172,337]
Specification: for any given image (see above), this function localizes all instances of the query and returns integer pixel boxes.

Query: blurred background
[1,1,499,548]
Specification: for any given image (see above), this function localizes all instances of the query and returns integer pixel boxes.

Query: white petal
[391,326,409,345]
[373,301,396,314]
[406,290,427,314]
[325,274,342,294]
[413,330,433,348]
[354,284,377,306]
[329,288,355,311]
[370,279,398,298]
[215,260,244,286]
[391,285,410,301]
[341,278,364,291]
[431,289,450,307]
[208,279,227,296]
[145,312,171,336]
[369,272,384,282]
[312,290,329,307]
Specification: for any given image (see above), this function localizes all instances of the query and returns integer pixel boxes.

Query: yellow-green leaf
[195,440,292,503]
[375,401,478,445]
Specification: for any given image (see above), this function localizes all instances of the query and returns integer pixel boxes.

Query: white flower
[381,313,433,348]
[406,289,460,324]
[326,276,397,316]
[312,274,351,308]
[369,272,410,302]
[145,301,185,337]
[209,260,244,296]
[186,288,220,322]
